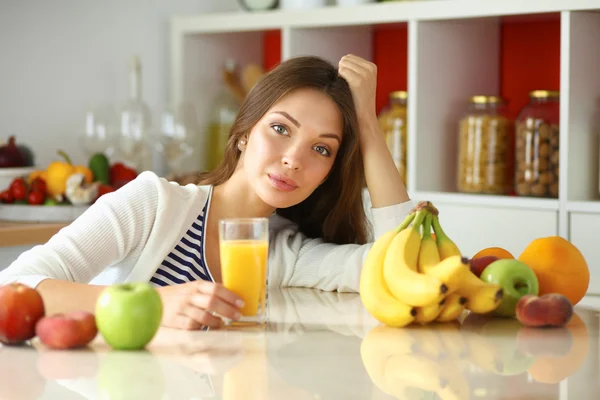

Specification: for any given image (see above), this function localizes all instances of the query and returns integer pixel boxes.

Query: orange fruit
[472,246,514,260]
[518,236,589,305]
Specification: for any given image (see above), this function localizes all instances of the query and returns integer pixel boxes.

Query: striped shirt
[149,187,214,287]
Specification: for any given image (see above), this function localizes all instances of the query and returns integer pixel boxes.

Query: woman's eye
[272,124,288,135]
[314,145,331,157]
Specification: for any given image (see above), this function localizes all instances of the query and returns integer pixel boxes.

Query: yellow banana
[436,292,468,322]
[360,215,417,327]
[384,353,446,393]
[417,213,441,271]
[431,212,503,314]
[383,211,447,307]
[414,298,445,324]
[431,213,462,260]
[456,271,504,314]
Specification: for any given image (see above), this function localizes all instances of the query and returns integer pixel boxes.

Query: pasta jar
[457,95,514,194]
[379,91,408,184]
[515,90,560,198]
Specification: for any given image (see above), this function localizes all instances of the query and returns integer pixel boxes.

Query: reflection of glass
[116,56,152,171]
[155,103,197,176]
[219,218,269,326]
[79,105,116,158]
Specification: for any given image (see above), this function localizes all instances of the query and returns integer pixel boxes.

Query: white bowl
[0,166,38,191]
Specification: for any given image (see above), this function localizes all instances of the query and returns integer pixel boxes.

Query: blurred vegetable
[45,150,93,198]
[9,178,27,201]
[27,190,45,205]
[0,136,25,168]
[89,153,110,185]
[110,162,137,188]
[65,173,100,206]
[0,190,14,204]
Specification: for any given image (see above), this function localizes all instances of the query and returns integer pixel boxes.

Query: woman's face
[241,87,344,209]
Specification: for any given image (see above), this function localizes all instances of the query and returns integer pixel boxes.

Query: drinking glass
[219,218,269,326]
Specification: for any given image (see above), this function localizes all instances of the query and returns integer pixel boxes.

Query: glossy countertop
[1,288,599,400]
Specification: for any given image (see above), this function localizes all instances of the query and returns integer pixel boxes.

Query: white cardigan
[0,171,414,292]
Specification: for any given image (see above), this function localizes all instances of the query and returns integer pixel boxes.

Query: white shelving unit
[170,0,600,294]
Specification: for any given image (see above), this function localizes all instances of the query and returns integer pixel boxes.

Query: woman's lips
[268,174,298,192]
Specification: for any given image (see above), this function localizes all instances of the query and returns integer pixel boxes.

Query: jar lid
[390,91,408,100]
[469,95,505,104]
[530,90,560,98]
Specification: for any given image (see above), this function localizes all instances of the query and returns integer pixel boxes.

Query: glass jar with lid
[456,95,514,195]
[378,91,408,184]
[514,90,560,198]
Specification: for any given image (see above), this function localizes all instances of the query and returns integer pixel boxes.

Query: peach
[469,256,499,278]
[515,293,573,328]
[35,311,98,350]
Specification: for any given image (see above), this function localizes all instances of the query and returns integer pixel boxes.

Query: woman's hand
[338,54,410,208]
[158,281,245,330]
[338,54,378,128]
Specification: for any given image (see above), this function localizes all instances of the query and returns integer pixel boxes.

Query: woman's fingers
[181,304,224,329]
[189,292,242,321]
[338,64,363,84]
[196,281,245,309]
[339,54,376,76]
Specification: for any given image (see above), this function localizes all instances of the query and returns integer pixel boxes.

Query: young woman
[0,55,412,330]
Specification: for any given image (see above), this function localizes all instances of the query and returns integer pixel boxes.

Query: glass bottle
[205,60,241,171]
[457,96,514,195]
[514,90,560,198]
[117,56,152,172]
[379,91,408,184]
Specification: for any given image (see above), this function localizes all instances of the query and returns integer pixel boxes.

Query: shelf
[0,221,66,248]
[413,191,560,210]
[171,0,600,32]
[567,201,600,214]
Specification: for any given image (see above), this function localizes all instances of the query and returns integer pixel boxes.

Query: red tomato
[0,190,14,204]
[27,190,46,205]
[10,178,27,201]
[30,177,47,195]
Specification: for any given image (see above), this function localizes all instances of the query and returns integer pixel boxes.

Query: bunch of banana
[360,201,504,328]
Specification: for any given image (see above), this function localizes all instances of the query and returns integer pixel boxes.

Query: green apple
[95,283,163,350]
[480,259,539,317]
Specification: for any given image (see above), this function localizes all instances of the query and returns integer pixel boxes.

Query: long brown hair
[198,56,369,245]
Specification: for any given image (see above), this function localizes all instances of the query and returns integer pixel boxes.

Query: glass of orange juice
[219,218,269,326]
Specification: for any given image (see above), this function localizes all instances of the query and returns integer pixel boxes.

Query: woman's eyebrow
[271,111,301,128]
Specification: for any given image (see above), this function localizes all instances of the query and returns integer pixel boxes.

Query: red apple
[36,311,98,350]
[0,283,45,345]
[469,255,499,277]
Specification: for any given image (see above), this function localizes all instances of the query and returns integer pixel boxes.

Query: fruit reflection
[360,309,591,399]
[97,351,166,400]
[360,322,470,400]
[0,346,46,400]
[524,312,590,384]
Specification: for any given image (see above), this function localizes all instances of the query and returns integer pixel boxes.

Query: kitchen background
[0,0,244,262]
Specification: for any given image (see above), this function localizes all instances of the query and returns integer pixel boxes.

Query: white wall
[0,0,242,267]
[0,0,241,169]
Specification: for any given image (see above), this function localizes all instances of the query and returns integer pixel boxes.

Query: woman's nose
[281,145,304,170]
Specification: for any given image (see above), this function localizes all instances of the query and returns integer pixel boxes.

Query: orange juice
[220,239,268,316]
